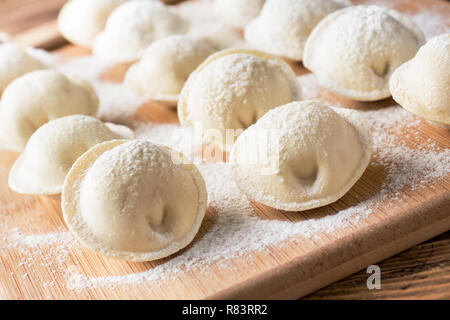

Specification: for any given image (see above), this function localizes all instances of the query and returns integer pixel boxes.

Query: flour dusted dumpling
[8,115,133,196]
[178,49,302,147]
[124,35,214,105]
[214,0,265,29]
[92,0,188,63]
[0,70,99,152]
[303,5,425,101]
[0,43,45,96]
[62,139,207,261]
[390,33,450,129]
[230,101,372,211]
[58,0,128,48]
[244,0,349,61]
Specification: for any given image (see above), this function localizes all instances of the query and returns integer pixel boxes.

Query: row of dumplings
[58,0,450,127]
[1,1,448,261]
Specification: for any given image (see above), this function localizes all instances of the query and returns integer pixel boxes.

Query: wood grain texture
[0,0,449,300]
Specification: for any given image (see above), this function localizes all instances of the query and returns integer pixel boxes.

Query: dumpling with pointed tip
[92,0,189,63]
[178,49,302,147]
[303,5,425,101]
[230,100,372,211]
[390,33,450,129]
[245,0,349,61]
[58,0,128,48]
[124,35,214,106]
[8,115,134,196]
[62,139,207,261]
[0,70,99,152]
[0,43,45,96]
[214,0,265,29]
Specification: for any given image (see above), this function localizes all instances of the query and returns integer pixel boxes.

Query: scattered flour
[1,0,449,294]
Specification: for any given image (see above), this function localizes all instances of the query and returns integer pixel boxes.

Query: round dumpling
[390,33,450,129]
[178,49,302,147]
[92,0,188,63]
[62,139,207,261]
[8,115,133,196]
[0,70,99,152]
[214,0,265,29]
[124,35,214,105]
[0,43,45,96]
[303,5,425,101]
[58,0,128,48]
[230,100,372,211]
[244,0,349,61]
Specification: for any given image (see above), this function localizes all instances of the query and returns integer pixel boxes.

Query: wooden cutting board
[0,0,449,299]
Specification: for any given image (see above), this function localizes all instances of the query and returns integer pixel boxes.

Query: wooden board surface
[0,0,449,300]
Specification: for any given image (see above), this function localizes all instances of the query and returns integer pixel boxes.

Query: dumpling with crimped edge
[124,35,214,106]
[62,139,207,262]
[214,0,265,29]
[92,0,189,63]
[58,0,128,48]
[8,115,134,196]
[244,0,349,61]
[178,49,302,148]
[390,33,450,129]
[229,100,372,212]
[0,69,99,152]
[0,43,45,96]
[303,5,425,101]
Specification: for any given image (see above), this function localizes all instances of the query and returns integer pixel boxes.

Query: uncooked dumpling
[92,0,189,63]
[0,70,99,152]
[245,0,349,61]
[303,5,425,101]
[58,0,128,48]
[178,49,302,147]
[230,100,372,211]
[8,115,133,196]
[0,43,45,96]
[62,139,207,261]
[124,35,214,105]
[214,0,265,29]
[390,33,450,128]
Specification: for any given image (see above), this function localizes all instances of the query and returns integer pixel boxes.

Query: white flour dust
[1,0,449,293]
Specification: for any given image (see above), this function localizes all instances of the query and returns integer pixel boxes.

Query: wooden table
[1,0,449,300]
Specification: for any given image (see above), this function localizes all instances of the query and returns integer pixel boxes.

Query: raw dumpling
[0,70,99,152]
[303,5,425,101]
[244,0,349,61]
[178,49,302,147]
[390,33,450,129]
[0,43,45,96]
[8,115,133,196]
[124,35,214,105]
[58,0,128,48]
[92,0,189,63]
[62,139,207,261]
[214,0,265,29]
[230,100,372,211]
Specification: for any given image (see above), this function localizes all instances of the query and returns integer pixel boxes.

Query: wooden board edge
[208,190,450,300]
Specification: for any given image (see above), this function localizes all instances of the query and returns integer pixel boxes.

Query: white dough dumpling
[58,0,128,48]
[62,139,207,261]
[245,0,349,61]
[390,33,450,128]
[230,101,372,211]
[8,115,133,196]
[0,70,99,152]
[124,35,214,105]
[214,0,265,29]
[93,0,189,63]
[303,5,425,101]
[178,49,302,147]
[0,43,45,96]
